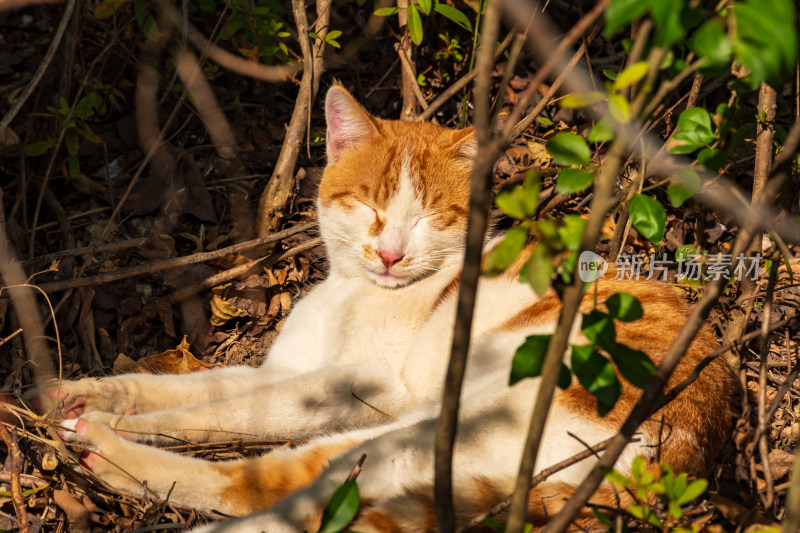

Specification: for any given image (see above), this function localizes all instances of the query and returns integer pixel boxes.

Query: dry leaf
[767,448,794,479]
[115,337,218,374]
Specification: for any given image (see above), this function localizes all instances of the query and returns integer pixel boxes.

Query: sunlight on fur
[49,85,734,532]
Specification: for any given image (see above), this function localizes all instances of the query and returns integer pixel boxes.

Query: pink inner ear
[325,88,375,163]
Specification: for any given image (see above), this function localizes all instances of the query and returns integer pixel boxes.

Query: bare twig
[542,181,779,532]
[419,31,517,122]
[434,1,501,530]
[151,237,322,307]
[724,82,777,348]
[23,238,148,266]
[460,436,623,531]
[156,0,297,82]
[28,222,316,294]
[0,425,30,533]
[781,427,800,533]
[256,0,331,236]
[396,0,418,120]
[0,0,76,137]
[757,254,780,511]
[395,42,428,112]
[173,48,238,160]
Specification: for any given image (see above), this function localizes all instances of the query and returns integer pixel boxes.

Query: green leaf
[612,62,648,92]
[697,147,725,172]
[65,128,80,156]
[690,19,732,74]
[556,168,594,194]
[581,311,616,349]
[667,167,701,207]
[606,342,656,389]
[557,215,586,251]
[604,0,650,37]
[607,93,630,123]
[592,507,613,526]
[67,153,81,178]
[677,107,713,135]
[602,68,617,80]
[24,138,57,156]
[433,3,472,31]
[629,194,666,244]
[417,0,431,15]
[318,480,360,533]
[629,504,663,527]
[733,0,797,90]
[588,118,614,143]
[570,344,621,416]
[676,478,708,505]
[374,6,400,16]
[485,226,528,276]
[520,243,553,296]
[546,133,590,166]
[631,455,646,481]
[494,170,540,220]
[604,468,634,489]
[407,4,423,45]
[509,334,550,386]
[560,92,604,108]
[669,500,683,520]
[605,293,643,322]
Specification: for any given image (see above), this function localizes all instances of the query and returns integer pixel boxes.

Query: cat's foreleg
[44,364,302,420]
[76,363,412,444]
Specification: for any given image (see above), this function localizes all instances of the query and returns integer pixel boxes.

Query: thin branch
[0,425,29,533]
[255,0,330,236]
[419,31,517,121]
[395,42,429,112]
[756,254,780,511]
[541,180,780,533]
[27,222,316,294]
[434,1,501,530]
[156,0,297,82]
[0,0,77,137]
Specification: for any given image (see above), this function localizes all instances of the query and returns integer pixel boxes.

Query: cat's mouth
[368,269,413,288]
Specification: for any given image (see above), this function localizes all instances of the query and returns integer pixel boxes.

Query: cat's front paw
[59,415,146,494]
[44,378,134,419]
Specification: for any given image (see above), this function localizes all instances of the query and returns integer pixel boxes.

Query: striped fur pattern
[52,85,734,532]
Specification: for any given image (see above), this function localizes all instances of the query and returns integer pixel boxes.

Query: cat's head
[318,84,476,289]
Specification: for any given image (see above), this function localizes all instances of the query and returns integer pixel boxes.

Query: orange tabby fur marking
[51,84,734,532]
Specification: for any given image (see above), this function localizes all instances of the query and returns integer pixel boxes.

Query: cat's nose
[378,250,404,268]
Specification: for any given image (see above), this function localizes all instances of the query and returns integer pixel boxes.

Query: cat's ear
[325,84,378,163]
[450,111,510,161]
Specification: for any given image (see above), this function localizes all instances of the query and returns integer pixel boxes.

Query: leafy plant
[24,89,116,177]
[602,456,709,531]
[374,0,472,46]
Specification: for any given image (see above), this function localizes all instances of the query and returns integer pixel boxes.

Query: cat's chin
[367,270,414,289]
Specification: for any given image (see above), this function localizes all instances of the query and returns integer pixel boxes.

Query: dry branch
[434,1,501,530]
[156,0,297,82]
[541,178,780,532]
[28,222,316,294]
[173,48,238,160]
[0,425,29,533]
[256,0,331,236]
[0,0,76,136]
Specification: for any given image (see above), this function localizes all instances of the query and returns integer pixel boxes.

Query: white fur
[54,95,664,531]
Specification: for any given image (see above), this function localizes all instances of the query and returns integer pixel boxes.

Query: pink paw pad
[79,450,100,470]
[65,397,88,419]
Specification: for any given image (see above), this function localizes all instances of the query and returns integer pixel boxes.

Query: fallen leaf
[115,337,218,374]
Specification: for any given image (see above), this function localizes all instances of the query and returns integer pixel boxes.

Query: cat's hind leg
[60,415,363,516]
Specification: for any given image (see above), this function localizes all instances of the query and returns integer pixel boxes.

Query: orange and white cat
[52,85,733,532]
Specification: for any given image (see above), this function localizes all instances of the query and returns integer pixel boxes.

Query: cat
[51,84,734,532]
